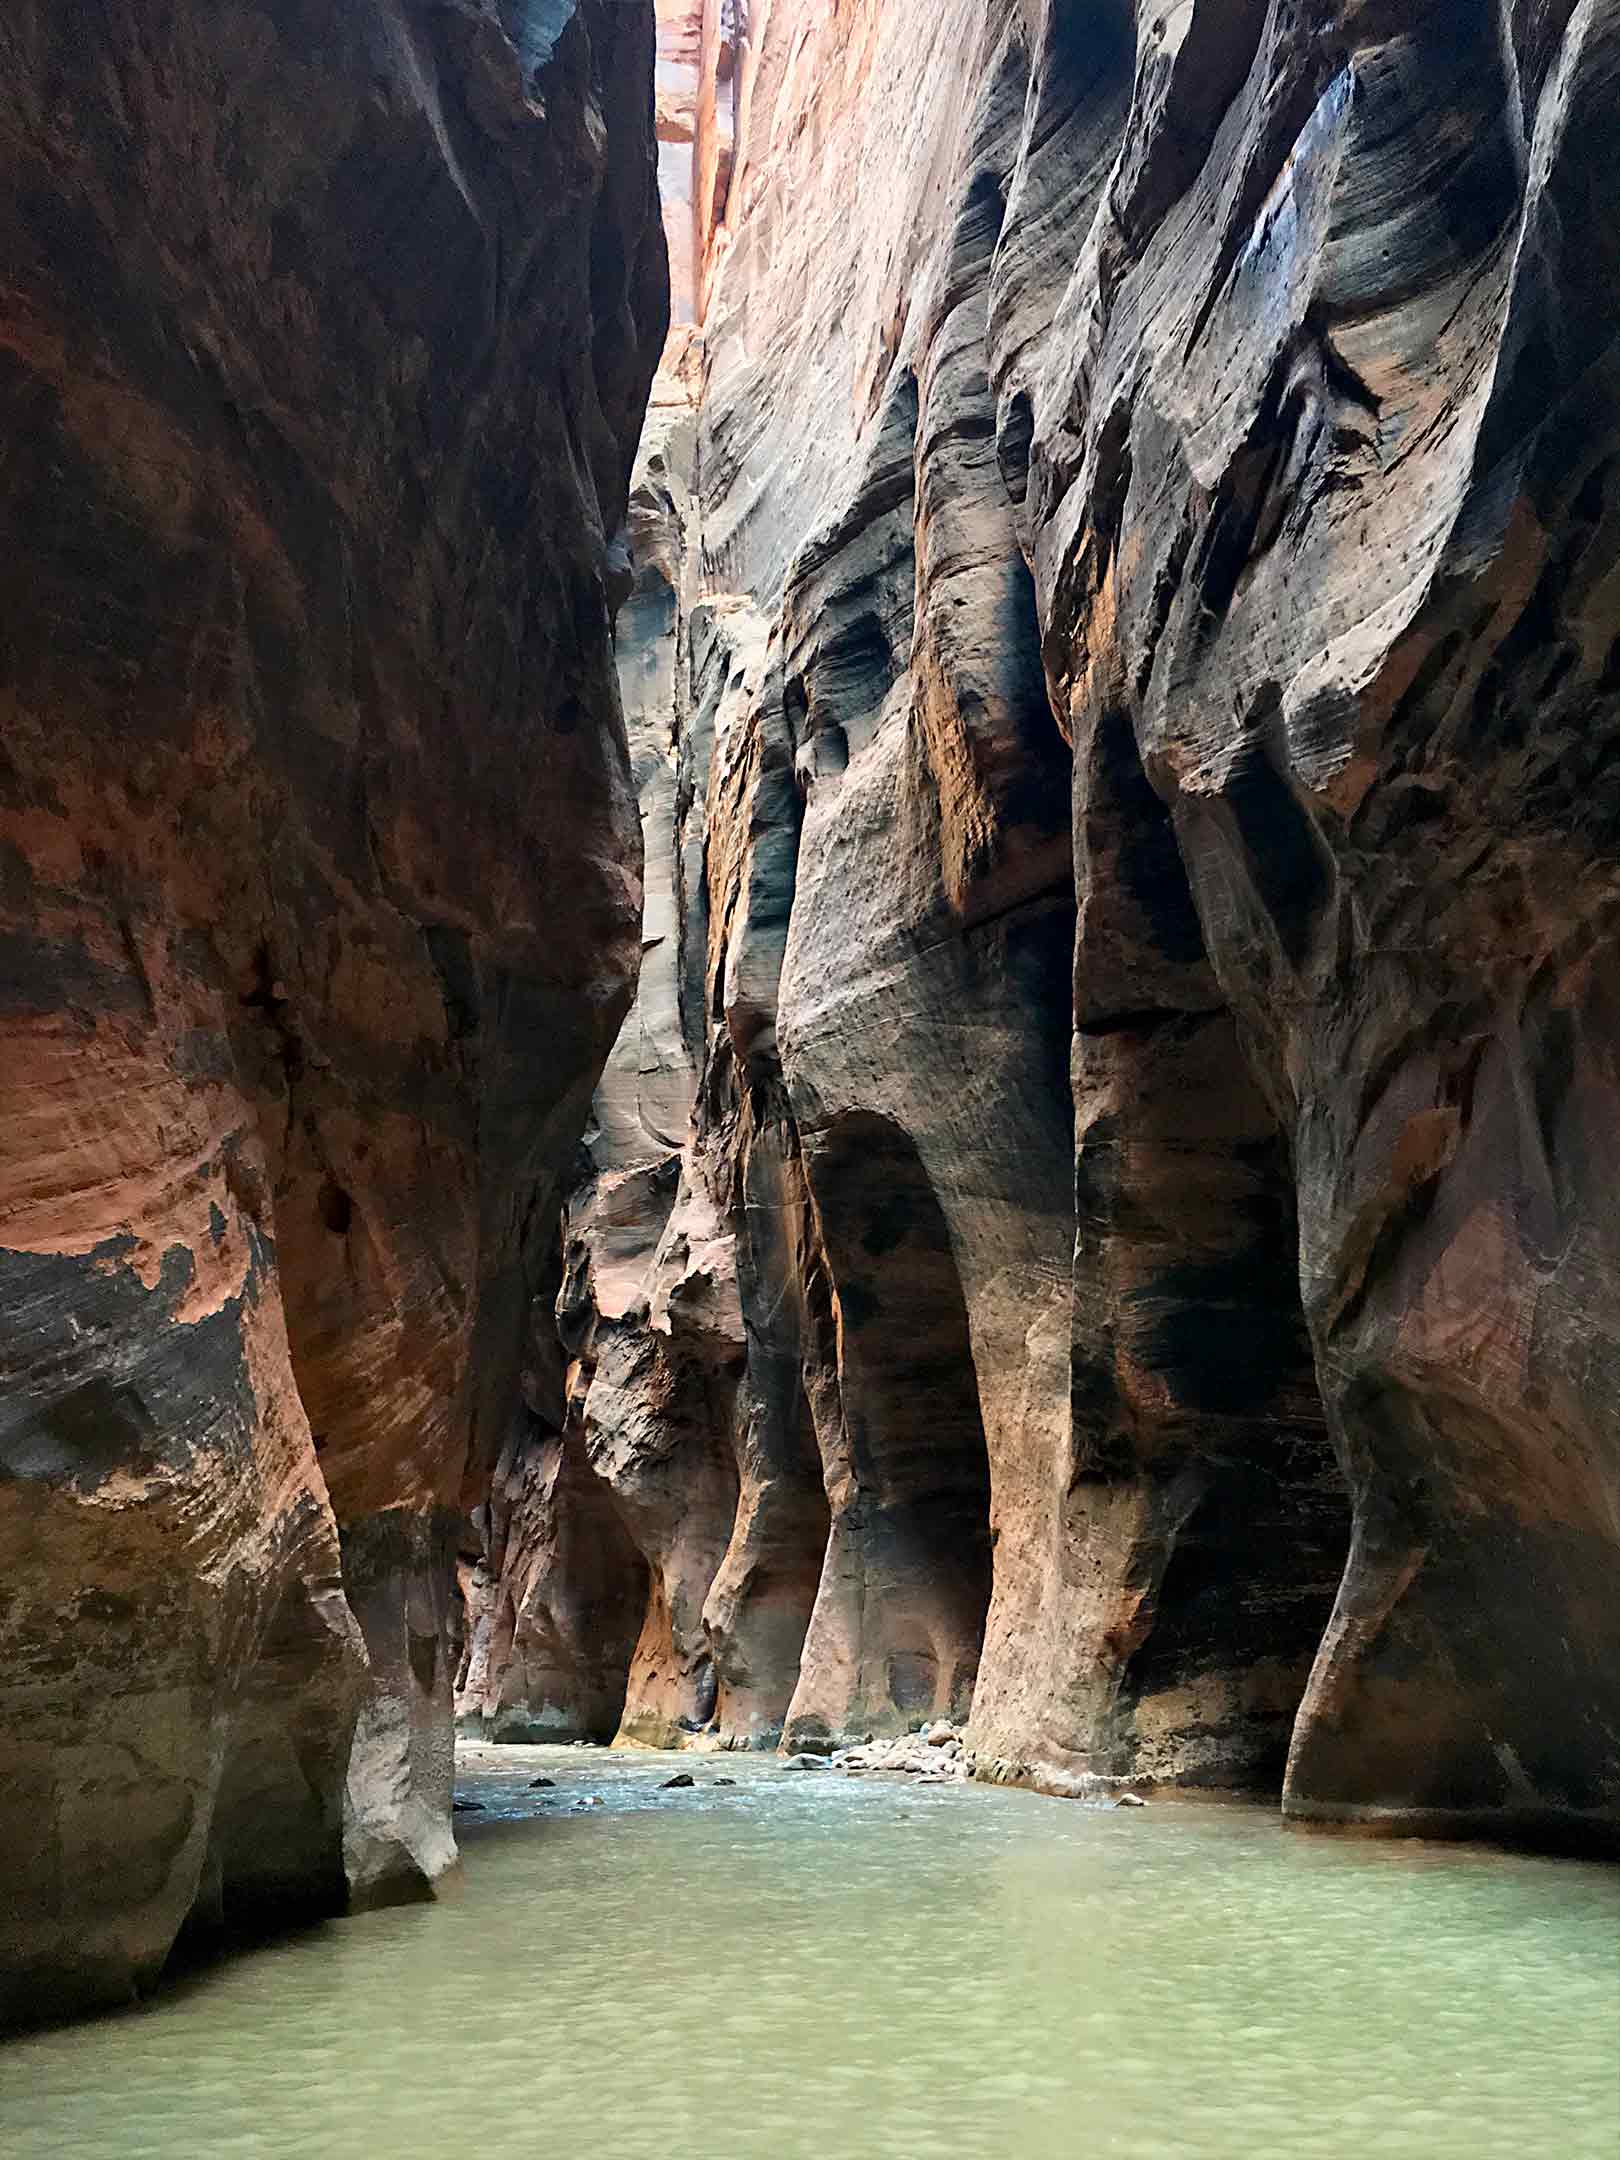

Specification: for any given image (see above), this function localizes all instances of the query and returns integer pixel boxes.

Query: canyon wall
[0,0,665,2024]
[1004,0,1620,1845]
[472,0,1620,1852]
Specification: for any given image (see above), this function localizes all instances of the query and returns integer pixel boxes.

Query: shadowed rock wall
[0,0,665,2024]
[999,0,1620,1845]
[470,0,1620,1853]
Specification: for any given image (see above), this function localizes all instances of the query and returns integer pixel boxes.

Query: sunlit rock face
[0,0,665,2024]
[483,0,1619,1851]
[466,0,1077,1760]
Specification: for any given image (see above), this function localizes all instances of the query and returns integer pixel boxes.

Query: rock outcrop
[473,0,1620,1854]
[0,0,665,2024]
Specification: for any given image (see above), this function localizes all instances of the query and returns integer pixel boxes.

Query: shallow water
[4,1745,1617,2160]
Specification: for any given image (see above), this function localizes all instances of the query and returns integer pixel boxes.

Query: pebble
[661,1772,695,1789]
[452,1798,486,1813]
[1117,1792,1148,1808]
[529,1776,556,1789]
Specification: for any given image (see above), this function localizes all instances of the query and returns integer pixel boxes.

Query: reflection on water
[3,1744,1616,2159]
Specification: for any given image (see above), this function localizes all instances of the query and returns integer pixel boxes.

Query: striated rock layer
[475,0,1620,1854]
[0,0,665,2023]
[1001,0,1620,1846]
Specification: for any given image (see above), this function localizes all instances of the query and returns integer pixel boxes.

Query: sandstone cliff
[470,0,1620,1854]
[0,0,665,2024]
[1005,0,1620,1845]
[6,0,1615,2042]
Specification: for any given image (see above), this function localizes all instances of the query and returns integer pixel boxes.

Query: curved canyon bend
[2,0,1619,2152]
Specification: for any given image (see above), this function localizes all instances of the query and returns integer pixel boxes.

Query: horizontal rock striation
[478,0,1620,1855]
[0,0,665,2023]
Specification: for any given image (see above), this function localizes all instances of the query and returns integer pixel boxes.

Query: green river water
[3,1743,1616,2159]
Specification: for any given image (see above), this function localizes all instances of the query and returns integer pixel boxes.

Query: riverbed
[3,1743,1616,2158]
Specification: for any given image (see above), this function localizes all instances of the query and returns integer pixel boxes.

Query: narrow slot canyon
[1,2,1618,2155]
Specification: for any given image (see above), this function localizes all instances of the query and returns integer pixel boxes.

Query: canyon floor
[3,1745,1615,2160]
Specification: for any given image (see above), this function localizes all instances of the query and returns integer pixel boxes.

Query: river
[3,1743,1616,2158]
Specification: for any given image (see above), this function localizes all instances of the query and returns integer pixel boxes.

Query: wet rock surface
[832,1727,975,1786]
